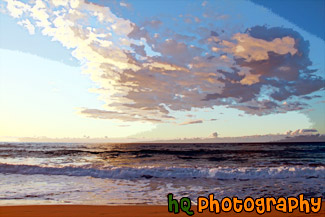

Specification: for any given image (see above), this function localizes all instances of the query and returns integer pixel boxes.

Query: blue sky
[251,0,325,41]
[0,0,324,142]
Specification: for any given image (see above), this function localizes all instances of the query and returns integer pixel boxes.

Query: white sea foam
[0,163,324,180]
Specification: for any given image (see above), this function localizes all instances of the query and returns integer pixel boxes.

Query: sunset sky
[0,0,324,142]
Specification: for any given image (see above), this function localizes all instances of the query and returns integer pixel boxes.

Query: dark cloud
[130,43,146,56]
[210,31,219,37]
[103,24,324,119]
[203,26,324,115]
[142,19,162,29]
[211,132,218,138]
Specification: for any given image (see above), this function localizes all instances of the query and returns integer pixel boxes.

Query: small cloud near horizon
[179,120,203,125]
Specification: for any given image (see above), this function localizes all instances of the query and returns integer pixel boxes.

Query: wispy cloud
[179,120,203,125]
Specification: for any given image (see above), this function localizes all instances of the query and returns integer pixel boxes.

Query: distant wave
[0,163,324,180]
[1,147,324,157]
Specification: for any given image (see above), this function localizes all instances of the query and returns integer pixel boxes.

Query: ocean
[0,142,324,205]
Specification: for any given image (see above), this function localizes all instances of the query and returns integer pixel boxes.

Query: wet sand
[1,204,324,217]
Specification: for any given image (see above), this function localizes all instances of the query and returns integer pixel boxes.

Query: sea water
[0,142,324,205]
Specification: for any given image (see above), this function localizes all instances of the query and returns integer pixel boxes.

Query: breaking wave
[1,163,324,180]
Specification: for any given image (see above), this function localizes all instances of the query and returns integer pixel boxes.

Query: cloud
[130,43,146,56]
[286,128,318,136]
[142,19,162,29]
[2,0,324,123]
[17,18,35,34]
[179,120,203,125]
[211,132,218,138]
[221,33,297,62]
[203,26,324,115]
[79,108,174,123]
[119,2,130,8]
[4,0,30,18]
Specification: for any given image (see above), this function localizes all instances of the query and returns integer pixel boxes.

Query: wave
[2,147,324,157]
[0,163,324,180]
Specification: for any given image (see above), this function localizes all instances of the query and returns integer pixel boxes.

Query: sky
[0,0,324,142]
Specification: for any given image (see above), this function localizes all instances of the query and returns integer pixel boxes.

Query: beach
[1,204,325,217]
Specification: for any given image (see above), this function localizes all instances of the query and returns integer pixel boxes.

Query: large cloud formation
[2,0,324,122]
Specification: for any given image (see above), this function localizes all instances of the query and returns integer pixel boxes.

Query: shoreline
[1,204,324,217]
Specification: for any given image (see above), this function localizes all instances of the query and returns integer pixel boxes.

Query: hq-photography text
[167,193,322,216]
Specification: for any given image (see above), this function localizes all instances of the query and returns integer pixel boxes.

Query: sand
[1,204,324,217]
